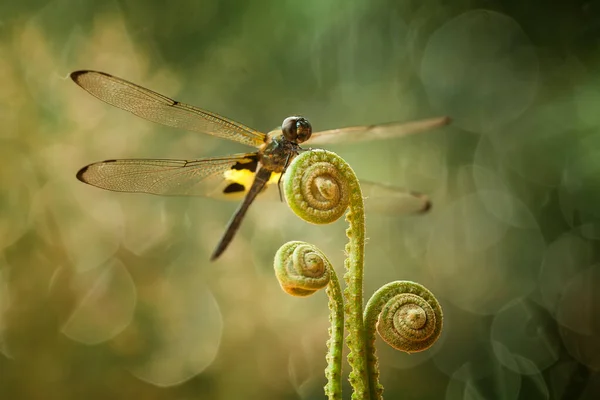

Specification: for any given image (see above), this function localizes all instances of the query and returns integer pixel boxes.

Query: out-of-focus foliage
[1,0,600,399]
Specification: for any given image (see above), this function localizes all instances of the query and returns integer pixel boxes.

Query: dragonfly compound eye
[295,117,312,143]
[282,116,312,143]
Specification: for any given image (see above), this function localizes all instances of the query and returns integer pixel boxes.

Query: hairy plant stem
[283,149,369,398]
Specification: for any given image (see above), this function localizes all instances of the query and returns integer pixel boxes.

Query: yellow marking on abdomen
[223,169,282,192]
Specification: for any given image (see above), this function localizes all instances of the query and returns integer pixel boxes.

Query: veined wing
[76,154,262,197]
[360,180,431,215]
[71,70,266,148]
[255,177,432,215]
[304,116,451,145]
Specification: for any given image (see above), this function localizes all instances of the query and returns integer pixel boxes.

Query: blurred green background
[1,0,600,399]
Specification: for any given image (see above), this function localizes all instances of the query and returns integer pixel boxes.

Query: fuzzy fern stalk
[281,149,369,398]
[276,149,443,400]
[274,241,344,399]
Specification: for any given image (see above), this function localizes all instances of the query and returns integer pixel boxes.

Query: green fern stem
[274,241,343,399]
[283,149,369,399]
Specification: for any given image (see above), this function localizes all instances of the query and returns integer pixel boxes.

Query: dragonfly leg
[277,179,284,202]
[278,153,293,202]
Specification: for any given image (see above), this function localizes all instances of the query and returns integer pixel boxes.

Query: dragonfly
[71,70,450,260]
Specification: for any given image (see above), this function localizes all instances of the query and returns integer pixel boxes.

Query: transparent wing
[305,116,451,145]
[71,70,266,148]
[360,180,431,215]
[255,177,432,215]
[76,154,262,197]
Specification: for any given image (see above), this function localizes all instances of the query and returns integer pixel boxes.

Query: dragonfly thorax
[259,133,302,173]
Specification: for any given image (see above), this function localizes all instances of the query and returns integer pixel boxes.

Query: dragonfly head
[281,116,312,144]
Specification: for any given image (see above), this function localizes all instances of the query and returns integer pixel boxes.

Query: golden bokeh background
[1,1,599,399]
